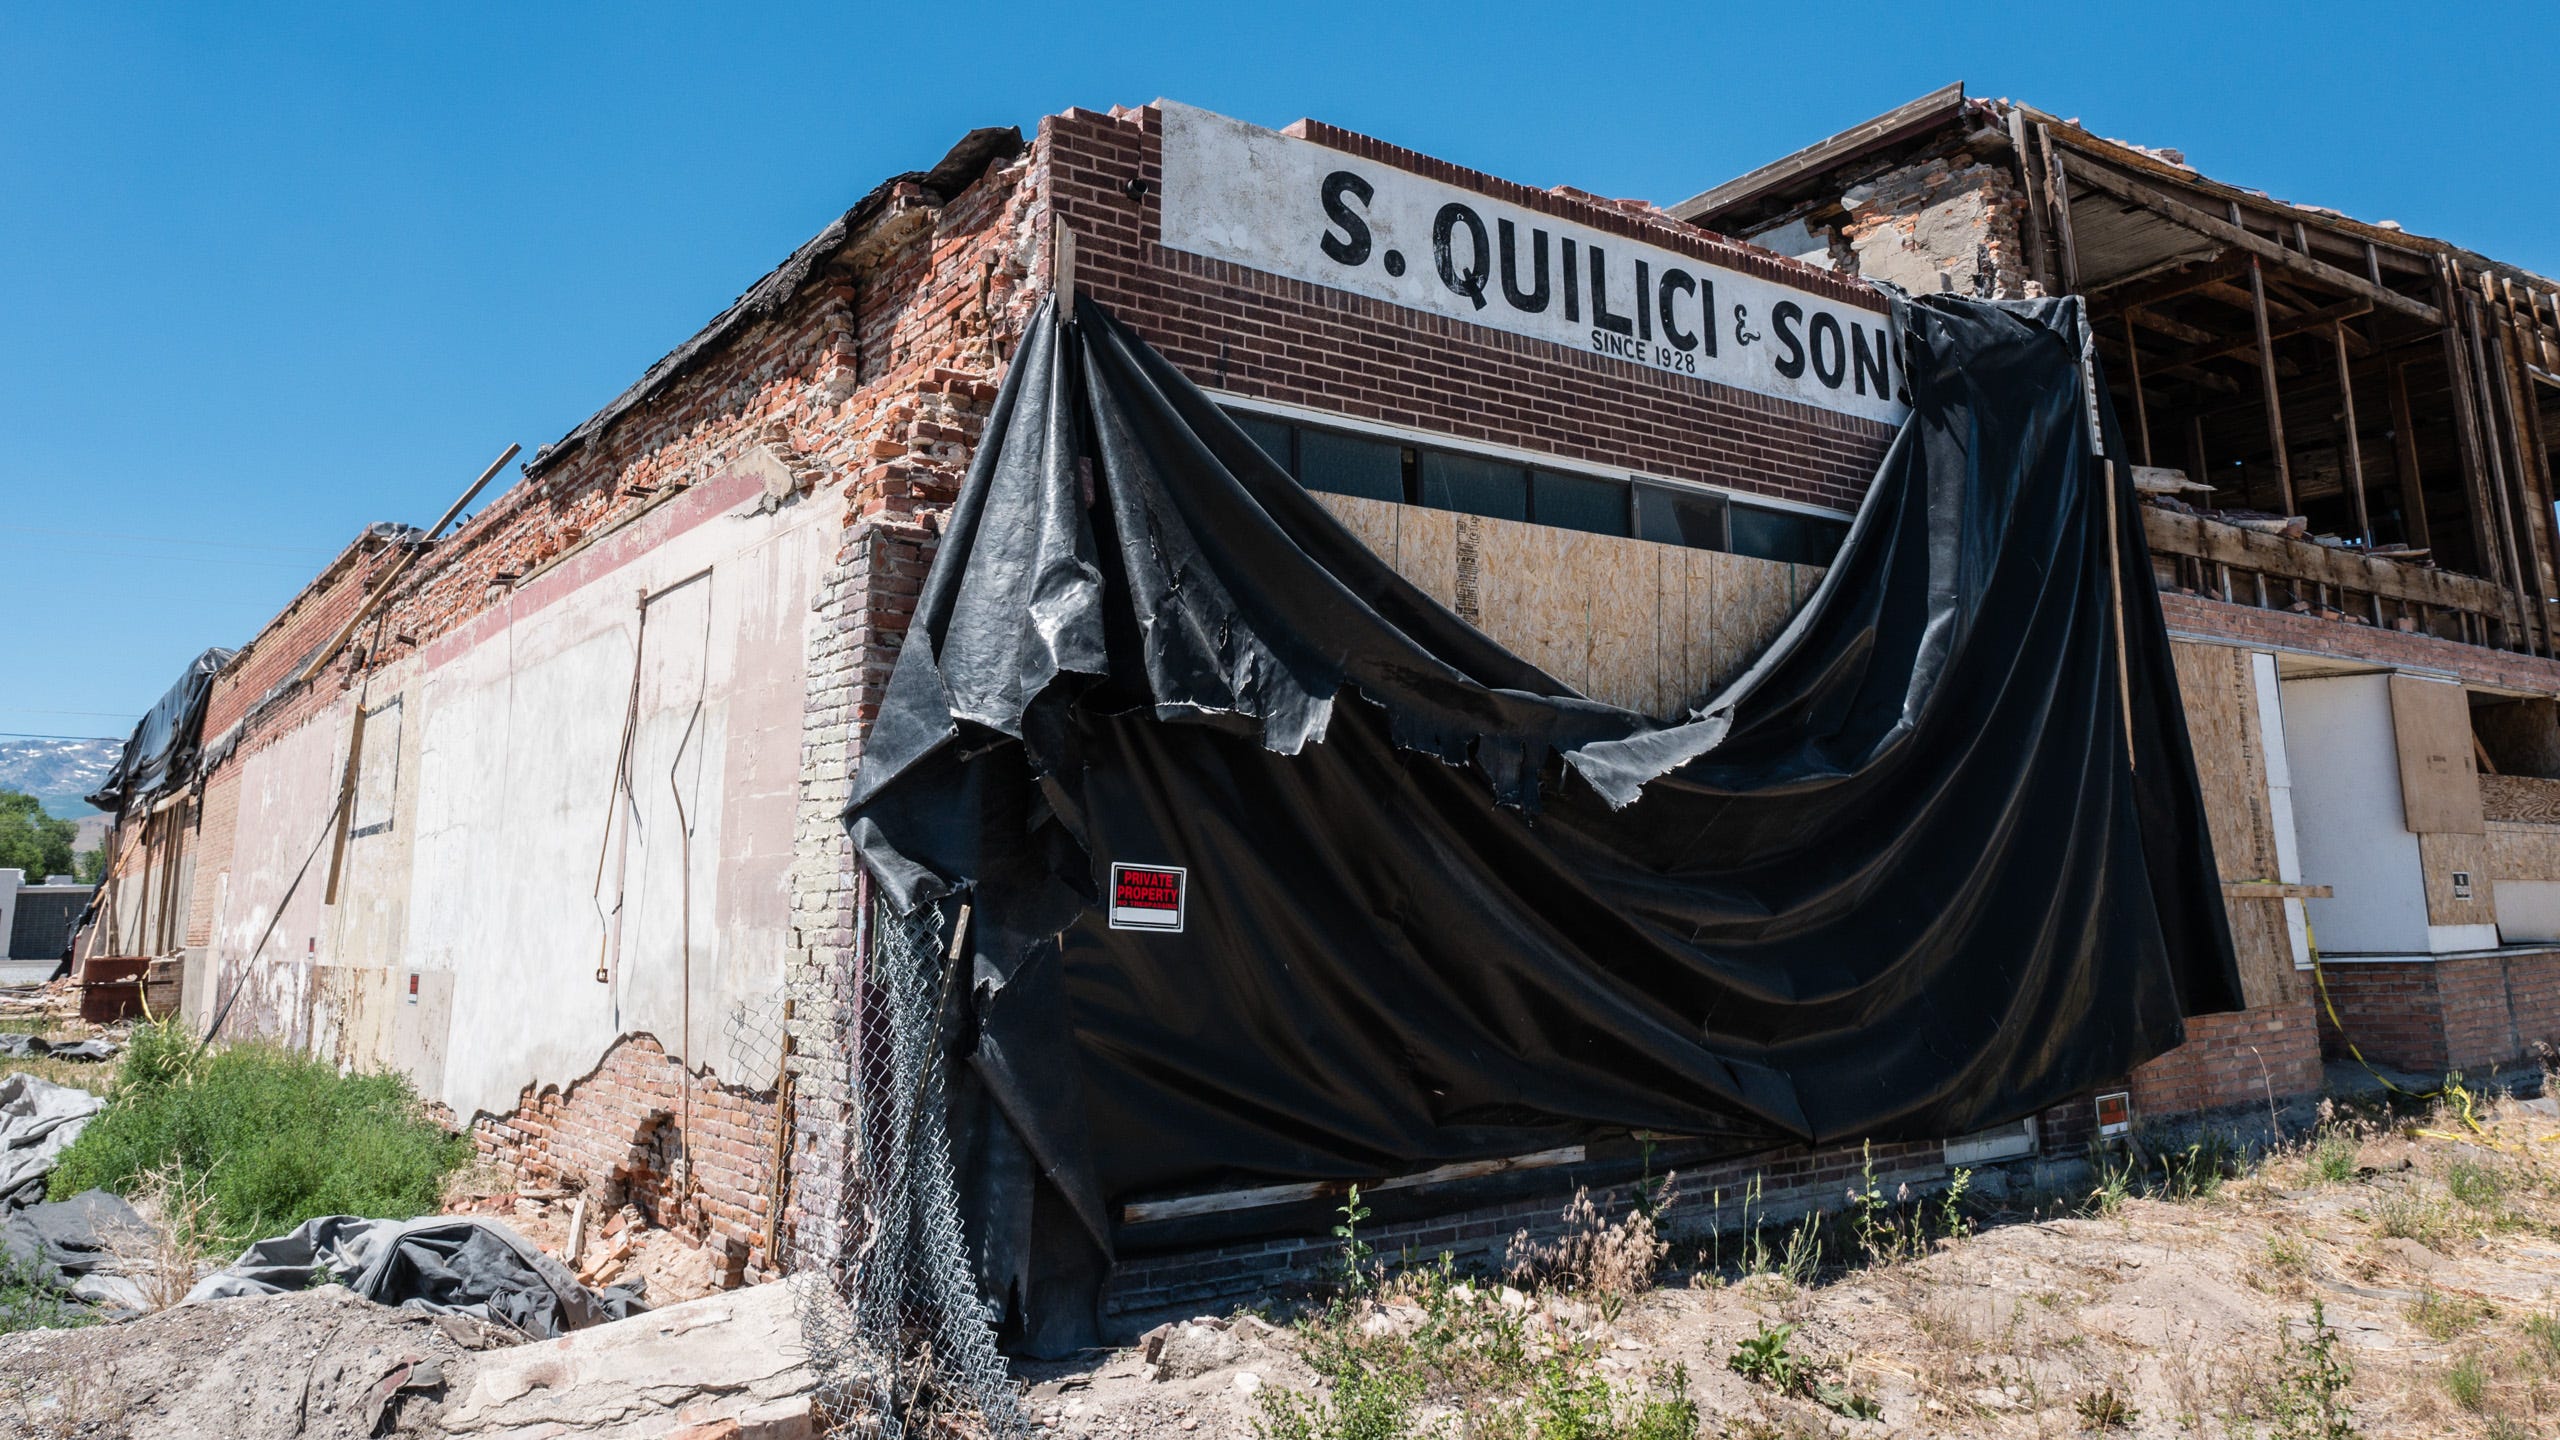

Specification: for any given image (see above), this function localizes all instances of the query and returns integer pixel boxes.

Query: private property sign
[1109,863,1187,932]
[1157,102,1910,426]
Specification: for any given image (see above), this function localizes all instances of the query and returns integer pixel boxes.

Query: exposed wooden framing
[2244,252,2296,514]
[2123,314,2153,463]
[2158,296,2372,373]
[2387,359,2431,551]
[2126,308,2216,346]
[2097,256,2252,310]
[2188,413,2211,496]
[2006,104,2056,294]
[2039,125,2081,292]
[2059,156,2442,325]
[2441,261,2534,651]
[2494,277,2560,605]
[2480,304,2553,650]
[2220,881,2336,901]
[2330,324,2372,544]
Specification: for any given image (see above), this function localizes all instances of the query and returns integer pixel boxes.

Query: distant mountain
[0,737,124,818]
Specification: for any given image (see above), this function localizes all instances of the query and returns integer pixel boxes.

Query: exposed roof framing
[1668,83,1968,228]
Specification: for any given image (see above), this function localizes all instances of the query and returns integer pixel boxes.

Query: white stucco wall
[204,469,841,1122]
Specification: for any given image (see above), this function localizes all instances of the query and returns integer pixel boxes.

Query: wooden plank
[1668,83,1965,224]
[2485,775,2560,826]
[2040,126,2081,292]
[2006,104,2055,294]
[2331,324,2372,544]
[2388,673,2486,834]
[2059,157,2442,325]
[2123,315,2153,463]
[1120,1145,1589,1224]
[2387,360,2432,551]
[2245,253,2297,514]
[2221,881,2334,900]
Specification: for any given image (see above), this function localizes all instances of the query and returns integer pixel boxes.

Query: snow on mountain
[0,736,125,818]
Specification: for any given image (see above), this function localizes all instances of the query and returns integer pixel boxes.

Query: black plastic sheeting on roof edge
[86,646,237,814]
[845,290,2242,1353]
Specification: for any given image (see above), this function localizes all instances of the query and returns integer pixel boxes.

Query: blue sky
[5,2,2555,752]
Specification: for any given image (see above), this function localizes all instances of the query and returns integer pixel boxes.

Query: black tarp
[86,645,236,812]
[847,291,2241,1344]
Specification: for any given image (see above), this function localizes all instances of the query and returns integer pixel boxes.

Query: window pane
[1231,413,1294,475]
[1532,470,1630,537]
[1730,505,1849,566]
[1419,451,1529,522]
[1633,482,1729,551]
[1298,429,1404,502]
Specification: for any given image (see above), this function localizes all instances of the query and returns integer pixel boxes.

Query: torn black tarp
[85,646,236,812]
[847,291,2241,1344]
[185,1214,645,1338]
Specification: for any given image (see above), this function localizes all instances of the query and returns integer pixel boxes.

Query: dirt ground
[1024,1092,2560,1439]
[0,1285,517,1439]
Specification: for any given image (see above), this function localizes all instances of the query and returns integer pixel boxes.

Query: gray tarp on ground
[186,1214,647,1338]
[0,1035,119,1062]
[1,1187,157,1315]
[0,1073,103,1211]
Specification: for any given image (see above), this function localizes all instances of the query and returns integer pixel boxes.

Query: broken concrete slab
[436,1276,814,1439]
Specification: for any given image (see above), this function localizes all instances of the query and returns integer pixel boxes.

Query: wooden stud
[2387,360,2432,551]
[2007,105,2057,294]
[2331,323,2372,545]
[2123,314,2153,464]
[2244,251,2296,514]
[2039,125,2081,292]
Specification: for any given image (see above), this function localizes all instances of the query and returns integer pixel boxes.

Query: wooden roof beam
[2062,155,2443,325]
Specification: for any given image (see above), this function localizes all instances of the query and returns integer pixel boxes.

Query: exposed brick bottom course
[2314,953,2560,1074]
[469,1032,782,1278]
[2130,1001,2325,1117]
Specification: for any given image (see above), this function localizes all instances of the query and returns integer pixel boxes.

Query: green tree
[0,790,78,881]
[75,845,109,884]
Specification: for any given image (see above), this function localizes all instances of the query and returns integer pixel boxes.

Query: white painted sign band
[1156,102,1909,426]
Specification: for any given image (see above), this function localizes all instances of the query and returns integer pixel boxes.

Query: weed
[2444,1160,2504,1210]
[2264,1300,2356,1440]
[2405,1288,2492,1342]
[2373,1187,2452,1249]
[2264,1235,2311,1274]
[2442,1352,2488,1412]
[2307,1135,2358,1185]
[1330,1185,1374,1298]
[1506,1181,1673,1318]
[0,1247,93,1336]
[1811,1379,1881,1421]
[2525,1309,2560,1368]
[47,1016,468,1251]
[1253,1352,1424,1440]
[2088,1143,2136,1217]
[2074,1384,2139,1431]
[1727,1321,1811,1395]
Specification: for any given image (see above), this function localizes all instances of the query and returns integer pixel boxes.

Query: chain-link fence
[793,893,1028,1439]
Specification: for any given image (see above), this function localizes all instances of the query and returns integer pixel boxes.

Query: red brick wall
[471,1033,783,1278]
[2313,953,2560,1075]
[2130,1000,2325,1116]
[1045,107,1897,516]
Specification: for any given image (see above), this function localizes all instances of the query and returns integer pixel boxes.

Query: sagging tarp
[86,645,237,812]
[185,1214,645,1338]
[848,291,2241,1341]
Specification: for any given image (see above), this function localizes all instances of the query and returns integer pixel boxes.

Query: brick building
[73,91,2560,1321]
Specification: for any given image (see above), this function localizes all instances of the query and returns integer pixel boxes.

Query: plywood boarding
[2487,821,2560,881]
[2418,831,2497,927]
[2170,644,2280,880]
[2387,674,2486,834]
[1315,495,1817,715]
[2167,642,2297,1006]
[2483,774,2560,824]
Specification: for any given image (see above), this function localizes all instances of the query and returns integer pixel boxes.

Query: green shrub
[48,1017,467,1250]
[0,1247,94,1335]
